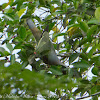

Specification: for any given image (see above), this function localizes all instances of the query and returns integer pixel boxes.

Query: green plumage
[26,18,67,67]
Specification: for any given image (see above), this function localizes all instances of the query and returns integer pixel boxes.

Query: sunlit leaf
[17,8,26,18]
[8,0,14,6]
[88,18,99,24]
[52,25,59,32]
[95,7,100,21]
[68,27,80,37]
[2,3,8,9]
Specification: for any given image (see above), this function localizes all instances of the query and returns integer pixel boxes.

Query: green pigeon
[26,18,67,67]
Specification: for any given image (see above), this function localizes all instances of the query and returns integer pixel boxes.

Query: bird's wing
[36,32,51,54]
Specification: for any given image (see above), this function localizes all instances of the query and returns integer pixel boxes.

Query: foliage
[0,0,100,99]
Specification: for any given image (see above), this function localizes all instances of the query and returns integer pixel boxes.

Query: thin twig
[52,20,62,32]
[76,92,100,100]
[40,11,48,17]
[93,50,100,55]
[59,15,63,31]
[40,7,49,12]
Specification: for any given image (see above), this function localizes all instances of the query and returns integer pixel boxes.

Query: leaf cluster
[0,0,100,99]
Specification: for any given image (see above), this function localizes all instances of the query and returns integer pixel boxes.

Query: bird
[26,18,67,68]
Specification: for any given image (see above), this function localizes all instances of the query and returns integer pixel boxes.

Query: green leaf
[49,66,62,75]
[6,43,13,53]
[6,62,22,73]
[17,8,26,18]
[39,0,45,5]
[21,61,29,70]
[8,0,14,6]
[78,38,88,47]
[92,67,99,75]
[14,42,23,49]
[67,23,80,29]
[59,49,66,53]
[53,11,64,15]
[48,22,56,31]
[69,17,77,25]
[95,7,100,22]
[80,79,90,84]
[0,60,6,66]
[10,54,15,65]
[69,53,79,64]
[73,60,90,68]
[2,3,8,9]
[11,0,19,6]
[87,25,97,42]
[0,47,5,56]
[51,0,61,6]
[92,95,98,100]
[3,51,10,56]
[80,21,88,32]
[91,85,97,94]
[18,26,26,40]
[88,45,96,58]
[4,13,14,21]
[4,8,13,13]
[87,18,99,24]
[62,3,68,13]
[52,33,66,40]
[74,87,84,96]
[80,53,88,61]
[91,56,100,66]
[0,47,10,56]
